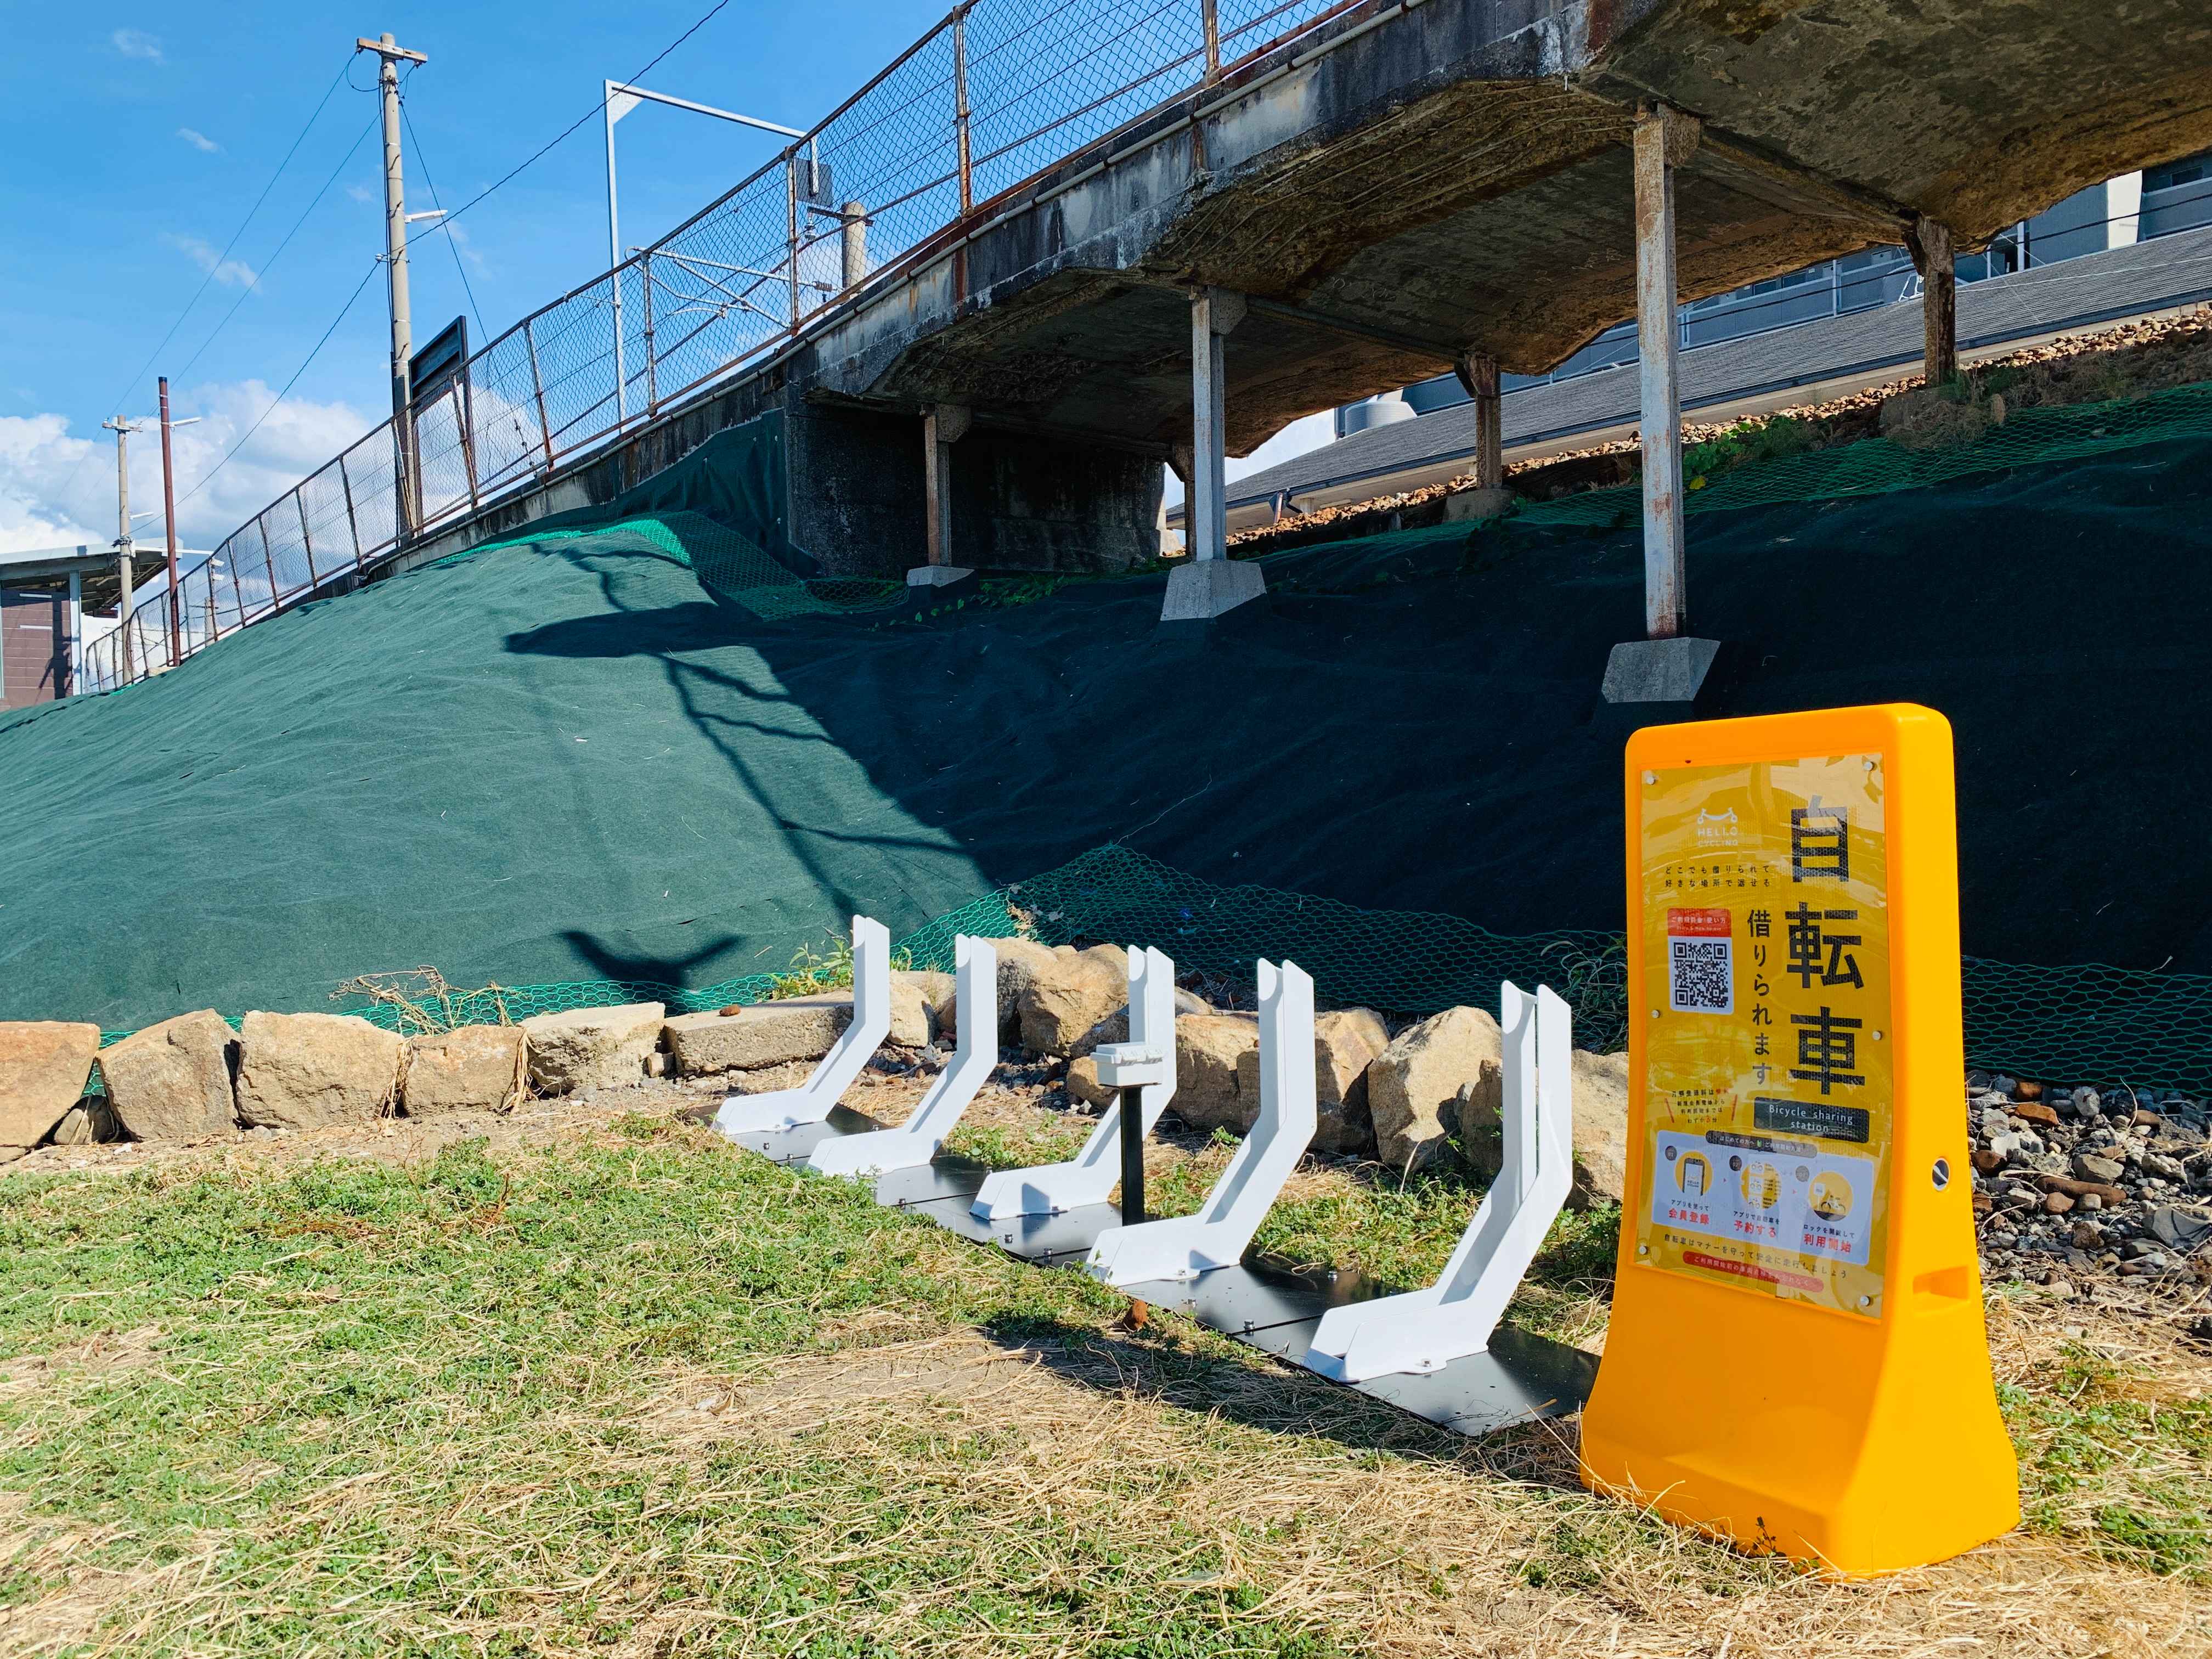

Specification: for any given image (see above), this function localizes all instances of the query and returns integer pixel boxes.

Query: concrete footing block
[1601,637,1721,706]
[1160,558,1266,622]
[906,565,974,587]
[1442,487,1515,523]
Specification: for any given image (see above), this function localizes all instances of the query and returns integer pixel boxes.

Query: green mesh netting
[1506,379,2212,531]
[459,512,909,623]
[91,845,2212,1096]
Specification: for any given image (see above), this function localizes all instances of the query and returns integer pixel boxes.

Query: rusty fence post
[525,316,557,475]
[1202,0,1220,83]
[954,7,973,216]
[340,454,365,569]
[297,489,319,592]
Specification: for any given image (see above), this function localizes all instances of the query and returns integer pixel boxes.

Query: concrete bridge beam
[1164,287,1267,622]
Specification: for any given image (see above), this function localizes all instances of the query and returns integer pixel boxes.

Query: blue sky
[0,2,952,550]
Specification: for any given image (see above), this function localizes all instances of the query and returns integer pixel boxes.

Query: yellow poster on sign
[1581,706,2018,1577]
[1637,754,1894,1318]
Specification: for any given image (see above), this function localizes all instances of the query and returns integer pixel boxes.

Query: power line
[399,97,485,345]
[64,57,354,503]
[166,259,383,520]
[171,109,383,385]
[411,0,739,250]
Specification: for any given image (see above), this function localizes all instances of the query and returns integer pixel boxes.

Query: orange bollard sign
[1580,704,2018,1575]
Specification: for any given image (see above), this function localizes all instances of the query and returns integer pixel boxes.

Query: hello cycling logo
[1695,806,1741,846]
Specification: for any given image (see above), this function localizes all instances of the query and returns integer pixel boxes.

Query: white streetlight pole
[603,80,809,429]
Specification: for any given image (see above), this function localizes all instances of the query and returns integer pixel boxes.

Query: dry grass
[0,1105,2203,1656]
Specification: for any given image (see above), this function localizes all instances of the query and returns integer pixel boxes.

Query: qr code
[1669,937,1734,1014]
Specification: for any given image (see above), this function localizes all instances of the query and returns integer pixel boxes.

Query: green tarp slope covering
[5,422,2212,1030]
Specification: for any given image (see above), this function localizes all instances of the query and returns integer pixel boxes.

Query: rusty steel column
[1633,105,1697,642]
[1912,215,1959,388]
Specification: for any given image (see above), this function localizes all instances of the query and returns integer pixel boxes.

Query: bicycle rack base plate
[725,1115,1595,1437]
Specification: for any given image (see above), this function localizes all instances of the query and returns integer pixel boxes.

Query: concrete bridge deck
[402,0,2212,587]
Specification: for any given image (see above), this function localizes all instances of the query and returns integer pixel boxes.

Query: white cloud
[0,382,373,558]
[176,127,220,154]
[442,220,492,278]
[111,28,163,61]
[162,233,258,291]
[347,181,377,204]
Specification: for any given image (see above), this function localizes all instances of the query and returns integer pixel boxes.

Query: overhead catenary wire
[164,259,384,521]
[170,109,385,386]
[61,57,355,504]
[405,0,740,259]
[399,98,485,345]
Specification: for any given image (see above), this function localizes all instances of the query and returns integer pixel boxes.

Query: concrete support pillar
[65,570,81,698]
[1602,104,1719,713]
[840,201,868,291]
[1163,287,1265,621]
[1633,104,1696,642]
[1454,352,1504,490]
[914,402,974,587]
[1911,215,1958,388]
[1186,286,1244,563]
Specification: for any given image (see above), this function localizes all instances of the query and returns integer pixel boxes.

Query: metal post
[259,521,280,618]
[524,317,556,473]
[840,201,867,290]
[1117,1085,1146,1225]
[1187,287,1244,563]
[1912,215,1958,388]
[101,414,139,681]
[297,489,319,590]
[1201,0,1221,82]
[641,250,658,415]
[953,8,973,216]
[452,381,480,510]
[359,31,429,537]
[339,453,364,567]
[1633,105,1694,641]
[156,377,183,666]
[787,150,802,331]
[605,82,628,432]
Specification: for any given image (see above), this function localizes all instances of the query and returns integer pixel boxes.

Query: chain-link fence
[80,0,1364,696]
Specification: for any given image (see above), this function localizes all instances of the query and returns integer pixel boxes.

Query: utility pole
[100,414,143,681]
[357,31,429,538]
[156,377,201,667]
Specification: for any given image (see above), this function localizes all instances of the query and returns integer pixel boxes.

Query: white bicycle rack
[1305,980,1573,1381]
[1085,958,1317,1286]
[713,916,891,1137]
[970,945,1177,1220]
[807,935,998,1177]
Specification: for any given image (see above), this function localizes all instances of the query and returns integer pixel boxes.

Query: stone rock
[2146,1204,2212,1254]
[891,970,957,1046]
[515,1002,664,1094]
[0,1022,101,1149]
[663,996,847,1077]
[1173,1012,1261,1131]
[1232,1008,1389,1156]
[1372,1007,1502,1172]
[97,1011,239,1142]
[1065,989,1216,1061]
[50,1097,120,1146]
[1065,1055,1116,1110]
[1567,1050,1632,1206]
[2072,1150,2126,1185]
[2012,1100,2060,1128]
[235,1012,404,1131]
[402,1025,525,1116]
[1018,944,1130,1056]
[989,939,1073,1041]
